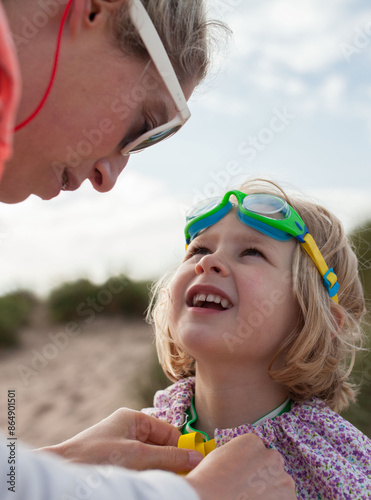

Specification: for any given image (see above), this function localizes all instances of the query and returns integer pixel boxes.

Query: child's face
[168,209,300,366]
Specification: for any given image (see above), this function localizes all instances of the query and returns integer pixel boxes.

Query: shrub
[47,279,100,323]
[341,324,371,438]
[0,290,37,347]
[47,276,151,324]
[349,219,371,305]
[130,351,171,409]
[103,276,150,319]
[341,220,371,437]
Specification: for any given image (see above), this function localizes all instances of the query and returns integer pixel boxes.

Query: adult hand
[36,408,203,473]
[186,433,296,500]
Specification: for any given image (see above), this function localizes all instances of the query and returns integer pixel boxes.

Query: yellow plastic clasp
[177,432,216,475]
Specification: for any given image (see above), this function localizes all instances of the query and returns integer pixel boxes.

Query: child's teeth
[192,293,232,309]
[221,298,230,309]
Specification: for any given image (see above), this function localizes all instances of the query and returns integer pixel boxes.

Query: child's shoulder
[253,396,371,456]
[273,398,371,498]
[288,397,370,448]
[141,377,195,428]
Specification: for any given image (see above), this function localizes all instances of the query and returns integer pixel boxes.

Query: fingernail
[188,450,203,467]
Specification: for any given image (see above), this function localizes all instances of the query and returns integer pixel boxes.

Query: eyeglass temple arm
[130,0,188,112]
[300,234,339,303]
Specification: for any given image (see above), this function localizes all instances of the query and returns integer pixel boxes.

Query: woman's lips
[61,169,80,192]
[61,170,69,190]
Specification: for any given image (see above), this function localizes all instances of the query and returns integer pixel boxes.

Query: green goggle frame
[184,191,339,303]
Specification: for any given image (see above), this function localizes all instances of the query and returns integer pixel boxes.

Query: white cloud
[307,187,371,233]
[318,74,347,110]
[226,0,371,74]
[0,172,186,296]
[197,90,251,116]
[1,173,369,298]
[1,0,370,298]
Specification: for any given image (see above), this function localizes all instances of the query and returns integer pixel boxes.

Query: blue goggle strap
[237,211,294,242]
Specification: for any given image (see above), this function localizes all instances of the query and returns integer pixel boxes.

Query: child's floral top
[142,377,371,499]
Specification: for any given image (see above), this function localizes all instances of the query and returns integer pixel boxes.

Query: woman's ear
[68,0,92,36]
[68,0,127,37]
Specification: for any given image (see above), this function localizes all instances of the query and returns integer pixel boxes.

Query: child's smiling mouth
[186,286,234,311]
[192,293,232,310]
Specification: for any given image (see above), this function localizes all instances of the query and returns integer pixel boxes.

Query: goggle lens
[186,197,222,222]
[242,194,290,220]
[186,193,290,225]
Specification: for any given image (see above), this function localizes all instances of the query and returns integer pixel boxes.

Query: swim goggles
[184,190,339,303]
[15,0,190,155]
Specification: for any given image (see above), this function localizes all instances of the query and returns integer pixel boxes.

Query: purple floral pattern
[142,377,371,499]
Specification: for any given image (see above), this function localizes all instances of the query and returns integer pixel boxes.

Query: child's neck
[193,362,289,439]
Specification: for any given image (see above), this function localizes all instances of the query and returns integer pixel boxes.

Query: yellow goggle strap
[177,432,216,475]
[301,233,339,304]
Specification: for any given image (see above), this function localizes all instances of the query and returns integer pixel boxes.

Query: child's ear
[68,0,127,36]
[330,303,345,336]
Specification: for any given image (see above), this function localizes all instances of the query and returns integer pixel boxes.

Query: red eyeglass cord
[14,0,74,131]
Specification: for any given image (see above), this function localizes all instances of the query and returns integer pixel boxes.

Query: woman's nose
[195,252,229,276]
[88,155,129,193]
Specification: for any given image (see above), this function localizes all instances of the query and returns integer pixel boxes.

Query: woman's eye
[118,121,152,150]
[139,120,153,135]
[241,247,264,258]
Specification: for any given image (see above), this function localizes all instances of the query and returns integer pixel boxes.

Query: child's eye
[187,245,211,258]
[241,247,264,258]
[191,246,210,256]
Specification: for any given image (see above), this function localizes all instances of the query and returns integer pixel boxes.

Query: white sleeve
[0,436,200,500]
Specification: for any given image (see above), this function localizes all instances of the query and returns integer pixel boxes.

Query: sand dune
[0,317,155,448]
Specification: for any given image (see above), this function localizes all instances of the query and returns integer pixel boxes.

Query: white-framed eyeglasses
[120,0,191,156]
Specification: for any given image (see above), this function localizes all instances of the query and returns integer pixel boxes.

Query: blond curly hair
[148,179,366,413]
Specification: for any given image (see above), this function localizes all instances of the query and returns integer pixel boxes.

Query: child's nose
[195,253,229,276]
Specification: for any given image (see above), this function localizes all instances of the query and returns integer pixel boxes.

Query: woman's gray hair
[110,0,230,85]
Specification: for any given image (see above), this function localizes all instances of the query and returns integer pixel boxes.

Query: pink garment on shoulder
[143,377,371,499]
[0,4,21,179]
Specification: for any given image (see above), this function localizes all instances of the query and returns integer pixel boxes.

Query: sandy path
[0,318,156,448]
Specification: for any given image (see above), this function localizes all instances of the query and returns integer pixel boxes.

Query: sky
[1,0,371,297]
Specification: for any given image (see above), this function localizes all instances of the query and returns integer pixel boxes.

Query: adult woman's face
[0,2,196,203]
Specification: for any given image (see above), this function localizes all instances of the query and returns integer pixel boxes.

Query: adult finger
[134,412,183,448]
[186,434,296,500]
[114,440,203,472]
